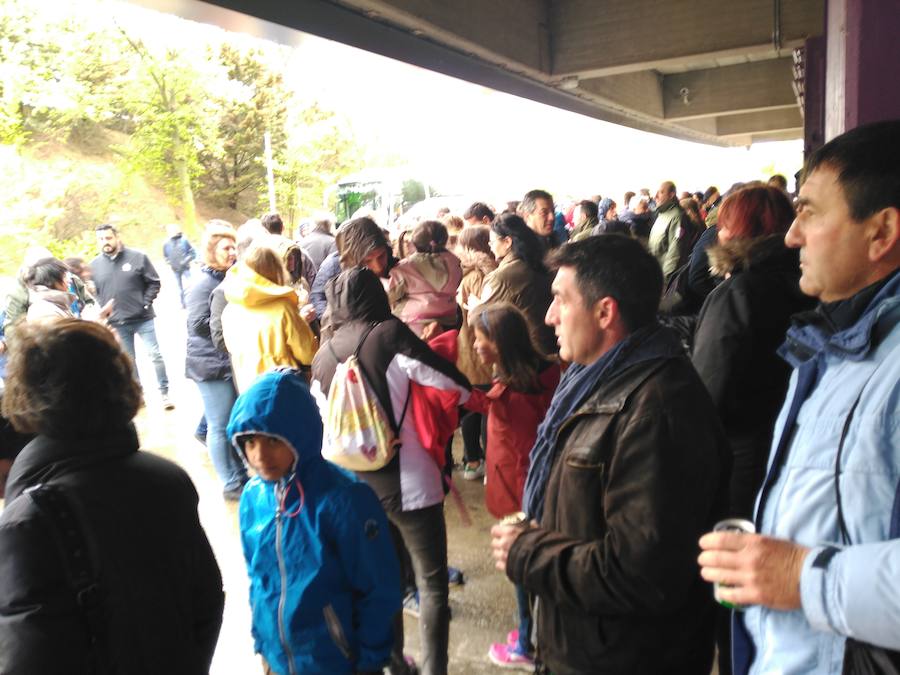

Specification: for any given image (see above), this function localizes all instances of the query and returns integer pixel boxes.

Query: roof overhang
[131,0,825,146]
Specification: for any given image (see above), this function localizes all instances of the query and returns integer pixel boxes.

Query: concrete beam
[663,58,797,120]
[126,0,736,146]
[716,107,803,135]
[331,0,550,74]
[577,71,664,118]
[551,0,825,77]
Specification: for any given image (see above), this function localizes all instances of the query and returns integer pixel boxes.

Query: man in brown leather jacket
[491,235,729,675]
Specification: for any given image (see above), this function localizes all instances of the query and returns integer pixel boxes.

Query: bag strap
[834,372,877,546]
[25,483,105,673]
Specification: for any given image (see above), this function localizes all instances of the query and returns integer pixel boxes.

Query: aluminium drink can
[712,518,755,611]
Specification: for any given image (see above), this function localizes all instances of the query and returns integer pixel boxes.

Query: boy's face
[243,435,295,481]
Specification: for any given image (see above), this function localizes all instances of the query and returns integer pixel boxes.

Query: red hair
[718,185,794,240]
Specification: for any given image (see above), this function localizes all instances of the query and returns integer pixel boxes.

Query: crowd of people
[0,119,899,675]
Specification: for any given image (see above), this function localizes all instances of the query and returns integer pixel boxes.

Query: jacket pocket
[565,445,605,471]
[323,603,354,661]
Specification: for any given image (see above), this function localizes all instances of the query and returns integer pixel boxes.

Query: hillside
[0,130,249,277]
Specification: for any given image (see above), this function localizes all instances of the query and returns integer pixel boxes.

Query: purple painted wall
[824,0,900,140]
[844,0,900,130]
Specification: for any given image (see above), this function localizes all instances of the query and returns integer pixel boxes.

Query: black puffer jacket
[185,267,232,381]
[692,234,815,519]
[0,428,224,675]
[507,353,728,675]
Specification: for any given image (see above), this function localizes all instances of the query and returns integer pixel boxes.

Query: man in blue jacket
[698,120,900,675]
[91,224,174,410]
[162,223,196,308]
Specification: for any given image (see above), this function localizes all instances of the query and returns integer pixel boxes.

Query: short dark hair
[546,235,663,332]
[768,174,788,191]
[261,213,284,235]
[803,120,900,222]
[2,320,142,438]
[95,223,118,234]
[26,257,68,289]
[64,257,86,276]
[520,189,554,215]
[463,202,495,222]
[577,199,599,221]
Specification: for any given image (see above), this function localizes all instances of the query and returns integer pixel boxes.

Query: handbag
[834,389,900,675]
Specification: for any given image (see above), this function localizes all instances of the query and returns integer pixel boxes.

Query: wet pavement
[131,276,517,675]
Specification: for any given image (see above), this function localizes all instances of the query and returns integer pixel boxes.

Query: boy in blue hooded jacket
[227,368,401,675]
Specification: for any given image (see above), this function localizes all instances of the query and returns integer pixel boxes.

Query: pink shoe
[506,629,519,646]
[488,642,534,671]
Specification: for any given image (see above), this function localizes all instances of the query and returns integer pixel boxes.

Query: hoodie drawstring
[277,473,306,518]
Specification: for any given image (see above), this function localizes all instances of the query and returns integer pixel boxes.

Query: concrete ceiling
[142,0,825,146]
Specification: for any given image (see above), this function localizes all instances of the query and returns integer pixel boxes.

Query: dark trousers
[388,504,449,675]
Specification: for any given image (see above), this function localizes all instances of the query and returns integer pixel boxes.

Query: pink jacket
[388,251,462,337]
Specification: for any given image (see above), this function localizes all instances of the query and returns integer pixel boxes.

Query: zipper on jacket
[275,482,298,675]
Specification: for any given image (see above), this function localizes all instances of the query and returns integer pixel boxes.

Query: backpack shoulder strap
[25,483,106,672]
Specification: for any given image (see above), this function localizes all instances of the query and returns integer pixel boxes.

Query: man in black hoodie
[90,224,174,410]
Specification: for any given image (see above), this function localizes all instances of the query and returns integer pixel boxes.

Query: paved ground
[132,269,517,675]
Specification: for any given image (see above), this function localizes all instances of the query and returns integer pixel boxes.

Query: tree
[197,43,288,211]
[118,29,213,227]
[275,102,365,228]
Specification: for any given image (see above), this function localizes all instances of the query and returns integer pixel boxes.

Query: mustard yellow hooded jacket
[221,262,318,392]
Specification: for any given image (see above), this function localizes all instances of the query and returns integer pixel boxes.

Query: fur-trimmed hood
[458,249,497,278]
[707,233,792,278]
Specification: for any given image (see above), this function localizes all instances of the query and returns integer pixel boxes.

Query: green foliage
[197,43,288,212]
[275,103,365,229]
[0,0,371,258]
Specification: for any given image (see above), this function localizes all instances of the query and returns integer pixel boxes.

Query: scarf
[522,322,684,521]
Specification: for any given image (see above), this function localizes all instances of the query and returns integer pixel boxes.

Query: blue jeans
[115,319,169,394]
[515,583,533,655]
[195,379,247,492]
[172,268,190,307]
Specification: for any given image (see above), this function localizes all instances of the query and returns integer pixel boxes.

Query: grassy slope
[0,129,248,278]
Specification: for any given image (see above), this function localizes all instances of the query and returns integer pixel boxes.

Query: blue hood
[227,369,323,476]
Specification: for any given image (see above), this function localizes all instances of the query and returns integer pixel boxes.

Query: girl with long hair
[465,302,560,670]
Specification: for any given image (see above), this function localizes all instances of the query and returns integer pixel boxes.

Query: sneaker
[487,643,534,671]
[462,461,485,481]
[506,629,519,647]
[161,394,175,411]
[448,566,465,587]
[402,591,419,619]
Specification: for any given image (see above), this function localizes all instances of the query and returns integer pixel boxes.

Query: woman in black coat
[0,320,224,674]
[691,185,815,520]
[185,221,248,500]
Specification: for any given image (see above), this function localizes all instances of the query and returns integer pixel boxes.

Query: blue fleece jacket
[227,369,400,675]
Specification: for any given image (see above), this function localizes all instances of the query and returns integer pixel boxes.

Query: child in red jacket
[465,302,559,670]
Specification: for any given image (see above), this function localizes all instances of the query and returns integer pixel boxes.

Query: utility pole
[264,130,276,213]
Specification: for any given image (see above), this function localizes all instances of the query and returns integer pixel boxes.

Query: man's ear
[868,207,900,264]
[594,296,618,330]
